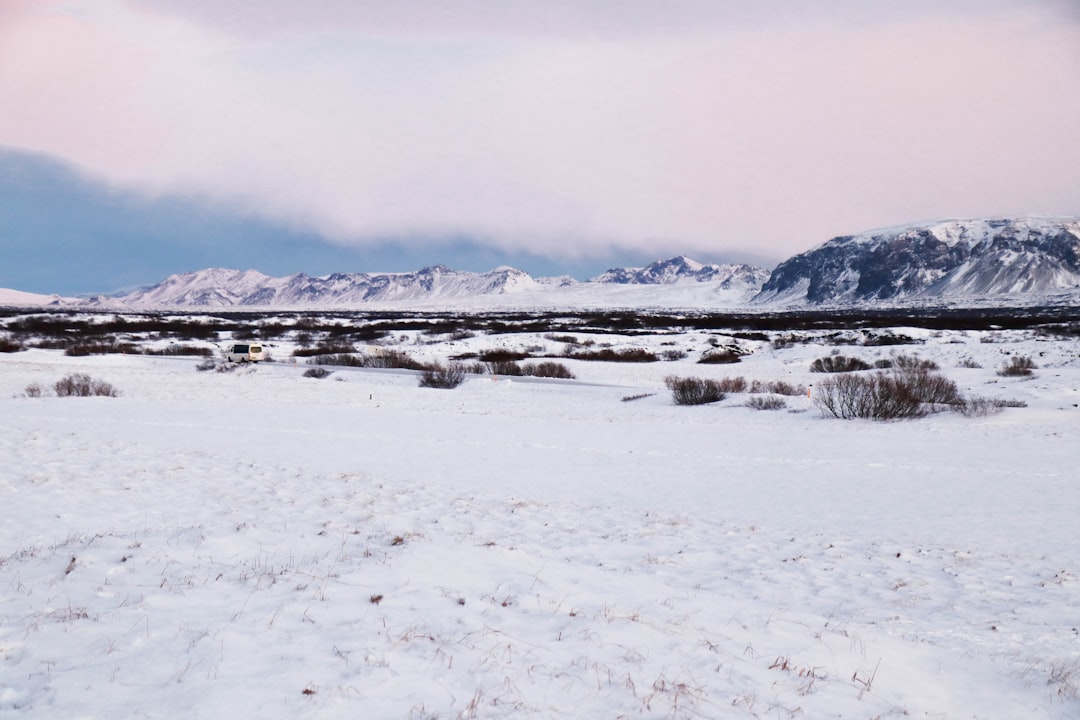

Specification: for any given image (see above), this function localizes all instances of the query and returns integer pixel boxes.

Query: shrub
[749,379,807,396]
[698,349,742,364]
[957,357,982,369]
[814,372,923,420]
[292,342,357,357]
[662,349,688,361]
[419,363,466,389]
[487,360,524,376]
[303,367,333,379]
[145,344,213,357]
[309,350,432,371]
[716,376,748,393]
[478,349,531,363]
[893,354,938,371]
[23,382,45,397]
[65,341,133,356]
[53,373,120,397]
[524,361,575,379]
[814,367,962,420]
[896,367,962,406]
[195,358,217,372]
[809,355,872,373]
[0,337,24,353]
[951,396,1002,417]
[746,395,787,411]
[568,348,658,363]
[998,356,1037,377]
[862,333,919,346]
[665,376,726,405]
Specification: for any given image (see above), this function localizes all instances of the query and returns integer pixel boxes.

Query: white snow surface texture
[1,325,1079,719]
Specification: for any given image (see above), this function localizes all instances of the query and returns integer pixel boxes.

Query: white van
[226,343,265,363]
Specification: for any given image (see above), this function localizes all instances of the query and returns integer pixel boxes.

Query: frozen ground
[1,320,1078,718]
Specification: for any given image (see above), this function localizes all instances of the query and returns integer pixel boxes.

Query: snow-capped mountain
[89,265,546,307]
[82,257,771,309]
[592,256,770,289]
[753,216,1080,305]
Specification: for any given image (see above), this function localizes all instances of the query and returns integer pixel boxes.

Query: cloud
[1,0,1078,266]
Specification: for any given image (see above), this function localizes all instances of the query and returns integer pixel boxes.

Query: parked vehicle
[225,343,265,363]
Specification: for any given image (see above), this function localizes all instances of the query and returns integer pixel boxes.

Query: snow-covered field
[1,318,1078,718]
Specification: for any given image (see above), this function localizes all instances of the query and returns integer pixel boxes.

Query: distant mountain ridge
[91,265,549,307]
[591,256,770,288]
[6,216,1080,309]
[72,256,770,308]
[754,216,1080,305]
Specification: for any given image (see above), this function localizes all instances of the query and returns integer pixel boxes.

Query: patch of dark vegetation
[143,345,213,357]
[65,341,140,356]
[698,348,742,364]
[478,349,532,363]
[303,366,333,379]
[419,363,466,389]
[308,350,433,371]
[621,392,656,402]
[52,373,120,397]
[814,364,969,421]
[749,379,807,396]
[292,342,357,357]
[998,355,1037,377]
[665,376,726,405]
[810,355,872,373]
[6,305,1080,350]
[861,332,921,346]
[523,361,575,379]
[746,395,787,411]
[566,347,658,363]
[0,336,24,352]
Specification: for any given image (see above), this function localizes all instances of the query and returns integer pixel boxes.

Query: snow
[2,323,1079,719]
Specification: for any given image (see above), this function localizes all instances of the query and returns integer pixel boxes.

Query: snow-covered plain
[1,317,1079,719]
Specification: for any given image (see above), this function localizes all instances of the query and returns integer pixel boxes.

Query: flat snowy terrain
[1,319,1078,718]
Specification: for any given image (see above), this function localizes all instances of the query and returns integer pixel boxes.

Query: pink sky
[1,0,1078,264]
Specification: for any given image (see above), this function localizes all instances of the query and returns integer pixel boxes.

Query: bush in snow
[53,373,120,398]
[524,361,576,379]
[0,336,24,353]
[998,355,1037,377]
[303,367,333,379]
[749,379,807,396]
[698,348,742,365]
[814,366,962,420]
[195,358,217,372]
[567,347,659,363]
[666,376,726,405]
[419,363,466,389]
[810,355,872,373]
[746,395,787,411]
[487,360,525,376]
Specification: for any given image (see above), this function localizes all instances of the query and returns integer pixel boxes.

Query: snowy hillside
[755,216,1080,305]
[2,309,1079,718]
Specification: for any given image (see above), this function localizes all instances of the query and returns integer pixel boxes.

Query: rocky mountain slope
[754,217,1080,305]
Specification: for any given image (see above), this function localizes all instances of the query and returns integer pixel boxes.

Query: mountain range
[4,216,1078,309]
